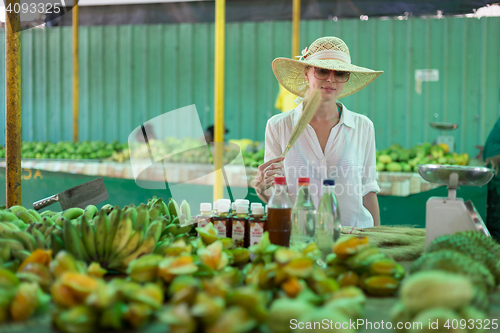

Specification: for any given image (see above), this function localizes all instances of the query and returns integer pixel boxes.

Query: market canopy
[53,0,495,25]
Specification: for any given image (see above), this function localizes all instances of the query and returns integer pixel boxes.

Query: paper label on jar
[232,220,245,247]
[197,217,209,229]
[250,222,264,246]
[214,220,227,238]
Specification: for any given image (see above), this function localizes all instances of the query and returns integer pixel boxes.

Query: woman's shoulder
[267,106,299,127]
[342,104,375,130]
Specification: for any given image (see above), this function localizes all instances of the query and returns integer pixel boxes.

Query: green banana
[9,220,27,230]
[134,206,150,231]
[27,209,42,223]
[52,211,62,220]
[0,222,15,233]
[101,204,114,215]
[81,215,97,261]
[35,222,47,235]
[42,217,55,228]
[0,211,19,222]
[62,207,85,220]
[179,200,192,225]
[0,239,25,252]
[8,206,27,214]
[149,204,161,221]
[40,210,55,219]
[54,214,67,228]
[31,228,47,249]
[50,233,65,255]
[168,198,180,218]
[83,205,98,221]
[95,210,109,260]
[63,219,90,262]
[109,215,133,259]
[105,207,122,259]
[125,208,138,227]
[0,245,10,262]
[145,220,162,243]
[12,230,36,252]
[44,225,56,240]
[110,235,157,270]
[11,249,31,262]
[16,211,36,225]
[109,226,144,262]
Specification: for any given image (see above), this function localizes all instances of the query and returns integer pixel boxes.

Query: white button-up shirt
[264,102,380,228]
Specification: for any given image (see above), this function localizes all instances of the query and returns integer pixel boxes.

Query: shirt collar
[293,102,356,129]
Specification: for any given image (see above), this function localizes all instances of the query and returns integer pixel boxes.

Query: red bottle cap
[274,176,286,185]
[298,177,310,185]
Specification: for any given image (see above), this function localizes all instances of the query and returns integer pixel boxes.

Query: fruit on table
[17,140,128,160]
[376,142,470,173]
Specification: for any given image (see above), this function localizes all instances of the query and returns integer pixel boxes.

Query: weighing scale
[418,164,494,248]
[430,122,458,152]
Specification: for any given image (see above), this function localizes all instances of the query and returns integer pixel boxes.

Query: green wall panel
[0,16,499,158]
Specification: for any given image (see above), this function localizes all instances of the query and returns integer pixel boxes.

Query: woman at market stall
[253,36,383,227]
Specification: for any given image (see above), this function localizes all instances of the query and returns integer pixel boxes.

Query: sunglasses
[313,67,350,83]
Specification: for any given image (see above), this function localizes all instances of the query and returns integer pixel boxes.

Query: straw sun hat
[272,36,383,99]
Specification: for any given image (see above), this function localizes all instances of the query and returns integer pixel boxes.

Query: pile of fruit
[376,142,470,172]
[391,231,499,332]
[0,198,410,332]
[16,141,128,160]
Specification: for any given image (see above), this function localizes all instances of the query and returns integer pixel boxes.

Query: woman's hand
[253,156,285,202]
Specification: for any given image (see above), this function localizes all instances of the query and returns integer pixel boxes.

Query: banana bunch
[57,198,194,272]
[0,206,66,265]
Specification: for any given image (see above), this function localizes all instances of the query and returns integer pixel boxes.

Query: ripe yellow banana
[111,235,157,270]
[109,226,144,263]
[134,206,149,231]
[105,207,122,260]
[109,215,133,258]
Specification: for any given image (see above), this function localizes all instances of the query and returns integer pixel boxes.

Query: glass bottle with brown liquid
[267,176,292,247]
[245,205,266,247]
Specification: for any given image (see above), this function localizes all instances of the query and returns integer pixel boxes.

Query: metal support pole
[73,4,79,142]
[213,0,225,202]
[5,0,22,208]
[292,0,300,58]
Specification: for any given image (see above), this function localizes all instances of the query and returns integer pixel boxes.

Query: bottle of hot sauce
[245,205,266,248]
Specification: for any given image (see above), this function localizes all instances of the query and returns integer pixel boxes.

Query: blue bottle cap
[323,179,335,186]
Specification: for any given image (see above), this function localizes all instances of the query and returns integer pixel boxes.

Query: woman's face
[304,67,345,102]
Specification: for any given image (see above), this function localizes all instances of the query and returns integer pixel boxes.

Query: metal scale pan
[418,164,494,247]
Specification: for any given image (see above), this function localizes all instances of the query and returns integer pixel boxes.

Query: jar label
[250,222,264,246]
[215,220,226,238]
[232,221,245,247]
